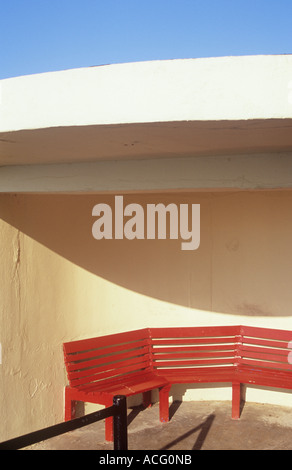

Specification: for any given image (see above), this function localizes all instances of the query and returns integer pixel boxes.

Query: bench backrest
[239,325,292,372]
[149,325,241,372]
[64,325,292,390]
[63,328,152,392]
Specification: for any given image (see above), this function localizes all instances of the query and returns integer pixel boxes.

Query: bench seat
[235,365,292,389]
[73,371,168,396]
[155,366,237,383]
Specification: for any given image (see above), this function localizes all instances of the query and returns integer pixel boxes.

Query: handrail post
[113,395,128,450]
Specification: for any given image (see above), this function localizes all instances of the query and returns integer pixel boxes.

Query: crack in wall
[12,230,21,281]
[12,230,22,344]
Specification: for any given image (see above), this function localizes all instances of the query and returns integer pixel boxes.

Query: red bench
[63,329,170,442]
[63,325,292,442]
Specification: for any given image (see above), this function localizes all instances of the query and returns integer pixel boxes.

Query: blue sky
[0,0,291,79]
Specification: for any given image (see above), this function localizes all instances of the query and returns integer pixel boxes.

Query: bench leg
[232,382,242,420]
[159,385,171,423]
[143,391,152,408]
[105,416,113,442]
[64,387,77,421]
[104,397,114,442]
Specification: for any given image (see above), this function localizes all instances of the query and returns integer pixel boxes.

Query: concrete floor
[24,400,292,451]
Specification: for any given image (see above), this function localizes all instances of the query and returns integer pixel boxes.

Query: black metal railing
[0,395,128,451]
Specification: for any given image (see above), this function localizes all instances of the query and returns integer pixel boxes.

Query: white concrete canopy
[1,120,292,166]
[0,55,292,191]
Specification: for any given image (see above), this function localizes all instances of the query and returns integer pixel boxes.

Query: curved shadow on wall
[1,191,292,316]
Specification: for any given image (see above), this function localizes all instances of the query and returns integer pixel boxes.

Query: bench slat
[77,370,163,393]
[241,325,292,342]
[153,344,236,353]
[150,325,240,338]
[70,357,151,387]
[66,345,150,373]
[153,351,236,361]
[151,337,237,346]
[64,328,149,354]
[237,365,292,388]
[153,358,235,368]
[64,339,150,364]
[239,357,292,371]
[242,337,290,350]
[69,353,150,381]
[155,365,236,383]
[240,344,289,358]
[79,375,169,397]
[69,353,151,383]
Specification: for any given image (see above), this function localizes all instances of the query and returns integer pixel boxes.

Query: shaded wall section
[1,190,292,440]
[1,191,292,316]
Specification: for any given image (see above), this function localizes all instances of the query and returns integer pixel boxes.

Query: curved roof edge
[1,55,292,133]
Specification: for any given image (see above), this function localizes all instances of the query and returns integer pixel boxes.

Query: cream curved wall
[1,190,292,441]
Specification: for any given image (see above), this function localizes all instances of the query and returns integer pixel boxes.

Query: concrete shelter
[1,55,292,442]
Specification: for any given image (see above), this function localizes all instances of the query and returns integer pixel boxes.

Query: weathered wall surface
[1,190,292,440]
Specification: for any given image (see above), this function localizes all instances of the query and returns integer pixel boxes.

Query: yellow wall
[1,190,292,440]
